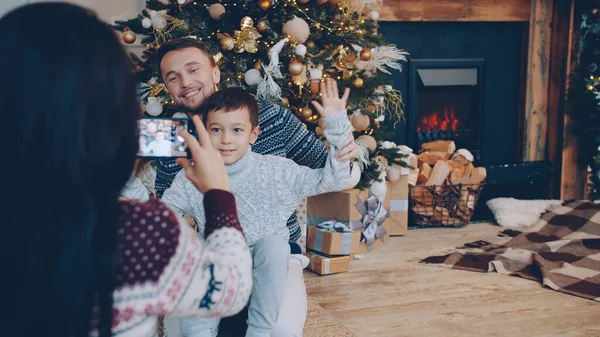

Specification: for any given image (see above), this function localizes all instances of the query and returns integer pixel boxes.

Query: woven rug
[304,300,357,337]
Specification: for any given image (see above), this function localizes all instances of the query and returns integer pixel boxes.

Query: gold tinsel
[376,87,405,126]
[149,83,167,97]
[233,17,262,53]
[153,13,189,44]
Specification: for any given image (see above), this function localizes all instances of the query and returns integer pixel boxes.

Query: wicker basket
[409,182,485,227]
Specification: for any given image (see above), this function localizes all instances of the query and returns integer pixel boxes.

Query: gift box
[307,185,391,254]
[304,251,350,275]
[307,223,361,255]
[387,152,416,236]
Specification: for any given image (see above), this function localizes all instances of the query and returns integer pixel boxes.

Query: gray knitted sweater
[161,111,351,246]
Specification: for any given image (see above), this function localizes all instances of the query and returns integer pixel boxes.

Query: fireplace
[408,59,485,160]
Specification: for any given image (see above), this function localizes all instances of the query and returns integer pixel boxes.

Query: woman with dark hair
[0,3,252,337]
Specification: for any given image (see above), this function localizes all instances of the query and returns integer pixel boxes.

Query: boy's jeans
[178,235,296,337]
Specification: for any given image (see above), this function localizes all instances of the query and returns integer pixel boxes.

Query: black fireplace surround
[379,22,552,222]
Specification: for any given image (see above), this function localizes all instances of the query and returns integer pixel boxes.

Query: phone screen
[137,118,193,158]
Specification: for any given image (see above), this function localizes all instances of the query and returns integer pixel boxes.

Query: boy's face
[206,108,259,164]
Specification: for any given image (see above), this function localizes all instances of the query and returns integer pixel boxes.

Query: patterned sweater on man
[154,99,328,243]
[90,190,252,337]
[161,111,350,246]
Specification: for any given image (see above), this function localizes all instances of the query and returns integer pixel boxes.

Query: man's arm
[271,102,328,169]
[154,158,182,198]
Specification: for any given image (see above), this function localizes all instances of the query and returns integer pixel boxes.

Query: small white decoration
[141,17,152,29]
[172,112,189,118]
[295,44,307,57]
[244,69,263,86]
[370,10,380,21]
[146,97,163,116]
[380,141,396,149]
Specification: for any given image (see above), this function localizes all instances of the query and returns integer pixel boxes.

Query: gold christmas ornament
[240,16,254,28]
[218,33,235,51]
[254,61,263,71]
[357,135,377,153]
[365,101,376,113]
[259,0,271,11]
[360,47,372,61]
[149,83,167,97]
[208,3,226,20]
[257,20,269,33]
[306,41,315,48]
[122,29,136,44]
[300,106,313,119]
[233,17,262,53]
[288,58,304,76]
[353,77,364,88]
[213,52,224,66]
[350,113,370,131]
[282,17,310,44]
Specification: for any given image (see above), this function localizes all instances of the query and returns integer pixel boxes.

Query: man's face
[160,47,220,111]
[206,108,259,165]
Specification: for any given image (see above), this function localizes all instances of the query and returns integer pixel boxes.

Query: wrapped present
[388,148,416,236]
[306,221,361,255]
[304,251,350,275]
[307,184,391,227]
[308,186,392,254]
[351,195,391,253]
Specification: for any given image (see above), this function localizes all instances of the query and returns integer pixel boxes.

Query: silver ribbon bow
[350,196,389,245]
[317,220,352,233]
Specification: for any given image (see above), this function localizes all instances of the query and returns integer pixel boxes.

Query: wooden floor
[304,223,600,337]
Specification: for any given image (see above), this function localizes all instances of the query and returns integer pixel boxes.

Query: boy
[162,79,351,337]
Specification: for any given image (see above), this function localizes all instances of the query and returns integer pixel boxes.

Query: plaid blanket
[421,200,600,301]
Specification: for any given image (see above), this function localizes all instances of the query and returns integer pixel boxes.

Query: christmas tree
[568,1,600,199]
[115,0,409,189]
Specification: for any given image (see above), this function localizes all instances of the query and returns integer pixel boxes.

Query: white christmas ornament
[295,44,307,57]
[370,11,380,21]
[141,17,152,29]
[370,172,388,200]
[208,3,226,20]
[172,112,189,118]
[146,97,163,116]
[177,0,187,4]
[347,163,362,189]
[150,10,167,30]
[380,141,396,149]
[148,77,158,86]
[282,17,310,44]
[244,69,263,86]
[387,166,401,182]
[257,38,288,100]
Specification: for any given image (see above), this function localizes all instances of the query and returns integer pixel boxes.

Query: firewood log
[418,152,442,167]
[451,149,474,165]
[411,185,434,205]
[450,163,474,185]
[420,140,456,159]
[425,160,452,190]
[417,163,432,184]
[467,167,487,186]
[433,206,450,223]
[412,204,431,216]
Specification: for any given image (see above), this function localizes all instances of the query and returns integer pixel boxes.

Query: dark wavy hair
[0,3,139,337]
[200,87,259,127]
[155,37,216,69]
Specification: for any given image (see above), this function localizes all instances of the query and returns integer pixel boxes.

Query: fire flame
[417,106,460,131]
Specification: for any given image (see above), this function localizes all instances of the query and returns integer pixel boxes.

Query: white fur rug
[485,198,562,229]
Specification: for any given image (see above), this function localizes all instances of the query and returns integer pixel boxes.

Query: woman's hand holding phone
[176,115,230,194]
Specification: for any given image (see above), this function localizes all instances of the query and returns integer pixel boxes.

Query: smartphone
[137,117,196,158]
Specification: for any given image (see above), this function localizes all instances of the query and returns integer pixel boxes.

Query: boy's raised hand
[311,78,350,118]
